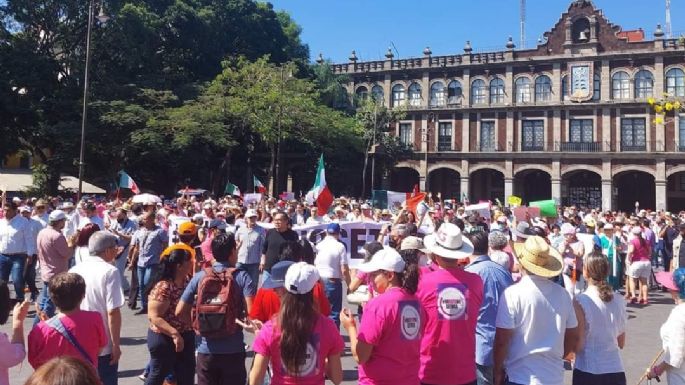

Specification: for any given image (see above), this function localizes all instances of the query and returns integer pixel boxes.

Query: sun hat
[284,262,320,295]
[358,247,406,273]
[513,236,563,278]
[178,222,197,236]
[245,209,258,218]
[60,201,75,209]
[513,222,534,239]
[423,222,474,259]
[584,217,597,228]
[560,223,576,235]
[262,261,295,289]
[48,210,67,222]
[381,209,391,216]
[400,236,428,252]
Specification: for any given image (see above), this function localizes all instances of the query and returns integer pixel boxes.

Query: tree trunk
[212,147,233,196]
[361,138,372,198]
[267,143,276,197]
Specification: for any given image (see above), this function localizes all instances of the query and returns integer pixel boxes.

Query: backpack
[192,267,245,338]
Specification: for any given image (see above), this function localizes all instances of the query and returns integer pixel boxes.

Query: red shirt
[249,281,331,322]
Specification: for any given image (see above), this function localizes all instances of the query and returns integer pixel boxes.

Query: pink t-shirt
[416,267,484,385]
[200,233,215,265]
[356,271,375,297]
[630,238,651,262]
[252,314,344,385]
[357,287,424,385]
[28,310,107,369]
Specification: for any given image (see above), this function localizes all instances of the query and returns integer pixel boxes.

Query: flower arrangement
[648,93,683,124]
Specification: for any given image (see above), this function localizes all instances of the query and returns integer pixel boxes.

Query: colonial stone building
[331,0,685,211]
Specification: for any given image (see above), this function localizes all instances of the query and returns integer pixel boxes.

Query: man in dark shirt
[660,218,680,272]
[260,212,298,282]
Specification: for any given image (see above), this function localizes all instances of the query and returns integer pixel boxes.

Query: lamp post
[77,0,109,201]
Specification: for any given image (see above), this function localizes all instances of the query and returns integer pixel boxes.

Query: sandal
[630,297,638,304]
[639,299,649,305]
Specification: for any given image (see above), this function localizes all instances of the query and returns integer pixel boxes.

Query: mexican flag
[118,170,140,194]
[305,155,334,213]
[372,189,427,215]
[225,181,241,196]
[253,176,267,194]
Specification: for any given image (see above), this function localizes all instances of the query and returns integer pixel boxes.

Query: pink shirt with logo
[357,287,424,385]
[252,314,344,385]
[28,310,107,369]
[416,267,484,385]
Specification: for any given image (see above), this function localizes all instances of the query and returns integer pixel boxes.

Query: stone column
[551,160,561,204]
[553,63,562,103]
[505,65,513,105]
[506,111,514,152]
[463,69,471,107]
[460,177,470,202]
[656,158,667,211]
[504,160,514,200]
[601,179,612,211]
[553,110,561,150]
[384,74,392,107]
[601,60,610,103]
[419,175,427,192]
[655,56,664,97]
[422,71,430,107]
[602,107,612,151]
[462,113,470,152]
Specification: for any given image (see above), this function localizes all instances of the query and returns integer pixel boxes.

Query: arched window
[471,79,487,105]
[535,75,552,102]
[355,86,368,101]
[611,71,630,100]
[447,80,463,104]
[392,84,406,107]
[666,68,685,97]
[371,85,384,105]
[515,77,532,103]
[430,81,446,107]
[562,75,569,100]
[593,73,600,101]
[490,78,505,104]
[634,70,654,99]
[408,82,422,107]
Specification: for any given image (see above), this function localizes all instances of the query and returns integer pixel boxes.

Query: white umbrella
[132,193,162,204]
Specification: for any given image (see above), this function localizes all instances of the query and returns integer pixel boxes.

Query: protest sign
[243,193,263,207]
[507,195,522,207]
[465,202,491,219]
[530,199,557,217]
[513,206,540,222]
[167,216,191,245]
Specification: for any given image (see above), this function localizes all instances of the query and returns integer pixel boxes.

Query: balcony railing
[557,141,602,152]
[521,144,544,151]
[479,142,506,152]
[679,145,685,152]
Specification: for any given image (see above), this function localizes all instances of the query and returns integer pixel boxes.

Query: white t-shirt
[574,286,626,374]
[78,215,105,231]
[314,236,349,279]
[69,256,124,356]
[496,274,578,385]
[661,303,685,385]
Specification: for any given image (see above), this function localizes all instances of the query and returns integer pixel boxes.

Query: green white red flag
[305,154,334,213]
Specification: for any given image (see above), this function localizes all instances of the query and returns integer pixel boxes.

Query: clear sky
[269,0,685,63]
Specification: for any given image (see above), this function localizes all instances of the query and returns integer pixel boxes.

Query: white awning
[0,170,106,194]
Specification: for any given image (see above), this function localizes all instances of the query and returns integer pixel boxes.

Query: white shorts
[627,260,652,280]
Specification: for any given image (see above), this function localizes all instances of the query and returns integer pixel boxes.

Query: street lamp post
[77,0,109,201]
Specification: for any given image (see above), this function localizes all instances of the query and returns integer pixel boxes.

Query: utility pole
[520,0,526,49]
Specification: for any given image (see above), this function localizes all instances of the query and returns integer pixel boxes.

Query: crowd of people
[0,192,685,385]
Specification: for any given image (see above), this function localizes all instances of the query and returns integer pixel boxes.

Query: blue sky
[269,0,685,63]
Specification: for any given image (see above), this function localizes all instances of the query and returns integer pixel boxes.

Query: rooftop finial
[316,53,324,64]
[506,36,516,50]
[423,46,432,56]
[385,47,394,59]
[349,50,358,62]
[464,41,473,53]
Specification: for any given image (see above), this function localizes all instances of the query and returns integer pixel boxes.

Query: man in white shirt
[69,231,124,385]
[20,206,43,301]
[78,202,105,231]
[31,199,49,228]
[0,202,37,302]
[60,201,79,238]
[314,223,350,329]
[494,236,578,385]
[305,206,329,225]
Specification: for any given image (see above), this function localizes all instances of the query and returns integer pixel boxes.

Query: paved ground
[3,274,673,385]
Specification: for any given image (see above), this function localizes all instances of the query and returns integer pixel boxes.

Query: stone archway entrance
[390,167,420,192]
[428,168,460,200]
[562,170,602,209]
[614,171,655,211]
[470,169,505,203]
[514,169,551,204]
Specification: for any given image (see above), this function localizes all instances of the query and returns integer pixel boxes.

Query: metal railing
[479,142,506,152]
[521,144,544,151]
[557,141,603,152]
[620,141,664,152]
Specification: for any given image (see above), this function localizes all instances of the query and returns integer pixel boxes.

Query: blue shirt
[465,255,513,366]
[180,262,257,354]
[132,226,168,267]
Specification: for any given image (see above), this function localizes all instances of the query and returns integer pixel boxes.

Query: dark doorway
[390,167,420,192]
[515,170,551,204]
[562,170,602,210]
[470,169,505,203]
[428,168,460,201]
[614,171,655,211]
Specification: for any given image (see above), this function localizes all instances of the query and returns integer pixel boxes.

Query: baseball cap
[284,262,320,295]
[245,209,258,218]
[327,223,341,234]
[358,247,406,273]
[361,203,371,210]
[262,261,295,289]
[19,206,31,213]
[48,210,67,222]
[60,201,75,209]
[400,236,428,252]
[178,222,197,236]
[209,219,227,230]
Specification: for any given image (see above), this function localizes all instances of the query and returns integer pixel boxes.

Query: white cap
[358,247,406,273]
[560,223,576,235]
[603,223,614,230]
[12,197,21,203]
[203,203,213,209]
[360,203,371,210]
[19,206,30,213]
[48,210,67,222]
[284,262,320,295]
[245,209,258,218]
[60,201,75,209]
[631,226,642,235]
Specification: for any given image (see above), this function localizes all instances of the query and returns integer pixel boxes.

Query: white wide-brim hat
[423,222,473,259]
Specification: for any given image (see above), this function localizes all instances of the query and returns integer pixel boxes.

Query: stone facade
[332,0,685,211]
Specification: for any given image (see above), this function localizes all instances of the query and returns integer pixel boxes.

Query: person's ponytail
[398,249,420,294]
[584,251,613,302]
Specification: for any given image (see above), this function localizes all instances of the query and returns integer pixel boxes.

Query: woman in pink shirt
[28,272,106,369]
[341,247,424,385]
[250,262,344,385]
[626,226,652,304]
[0,281,30,385]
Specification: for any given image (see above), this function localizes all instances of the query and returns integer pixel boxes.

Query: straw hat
[423,223,473,259]
[513,236,563,278]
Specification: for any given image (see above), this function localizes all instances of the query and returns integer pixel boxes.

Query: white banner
[243,193,263,208]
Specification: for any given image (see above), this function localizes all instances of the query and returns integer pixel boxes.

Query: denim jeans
[25,255,38,300]
[98,354,119,385]
[476,364,494,385]
[137,264,159,311]
[34,283,56,326]
[146,329,195,385]
[261,269,271,287]
[236,263,259,288]
[0,254,27,301]
[114,252,130,292]
[323,279,342,329]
